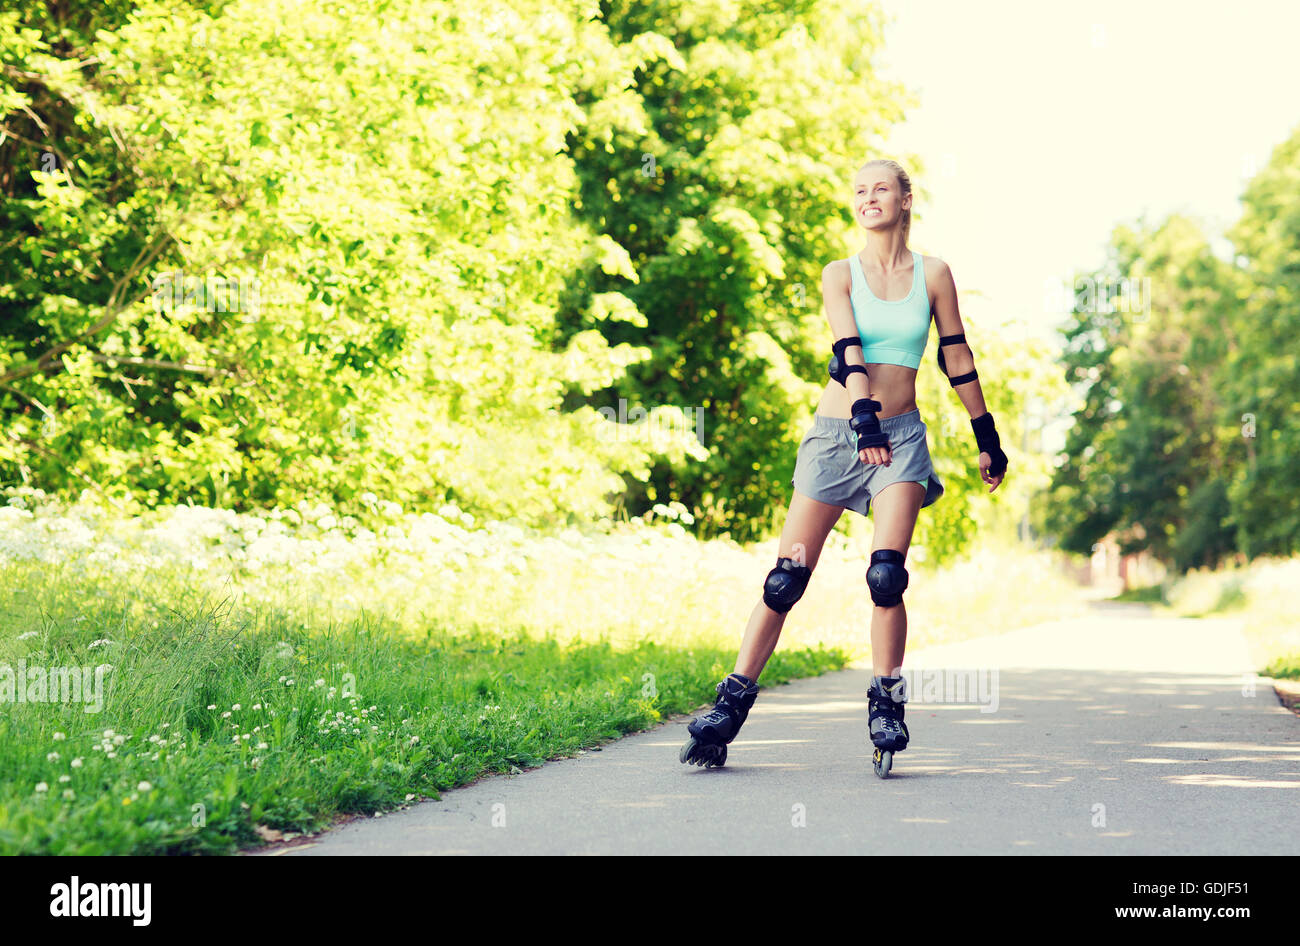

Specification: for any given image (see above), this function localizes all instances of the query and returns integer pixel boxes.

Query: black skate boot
[679,672,760,768]
[868,674,910,778]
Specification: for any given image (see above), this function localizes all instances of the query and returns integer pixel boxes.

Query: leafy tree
[1,0,683,523]
[1041,123,1300,569]
[1042,215,1233,565]
[1220,124,1300,559]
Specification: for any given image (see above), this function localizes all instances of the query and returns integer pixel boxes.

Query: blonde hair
[857,159,912,245]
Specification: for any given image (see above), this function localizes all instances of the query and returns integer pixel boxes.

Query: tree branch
[0,121,78,185]
[0,382,53,416]
[5,430,127,512]
[86,353,232,377]
[0,225,179,386]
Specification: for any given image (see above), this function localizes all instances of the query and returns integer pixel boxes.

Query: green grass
[0,564,847,854]
[1262,653,1300,681]
[1111,585,1166,604]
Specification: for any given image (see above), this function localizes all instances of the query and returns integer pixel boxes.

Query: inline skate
[868,674,909,778]
[679,672,759,768]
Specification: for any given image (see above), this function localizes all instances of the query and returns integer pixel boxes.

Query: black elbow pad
[937,332,975,386]
[829,336,868,387]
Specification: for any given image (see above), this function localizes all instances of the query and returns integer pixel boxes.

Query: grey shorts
[790,408,944,517]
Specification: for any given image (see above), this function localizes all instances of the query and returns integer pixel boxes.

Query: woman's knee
[866,548,909,608]
[765,495,842,614]
[761,554,813,614]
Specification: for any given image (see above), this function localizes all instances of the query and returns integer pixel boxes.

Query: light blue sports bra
[848,250,930,369]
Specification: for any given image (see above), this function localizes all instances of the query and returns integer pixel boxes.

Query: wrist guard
[970,411,1008,477]
[829,337,869,387]
[850,397,890,451]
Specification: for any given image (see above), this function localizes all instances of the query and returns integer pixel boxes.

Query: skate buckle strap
[713,678,753,717]
[881,676,907,701]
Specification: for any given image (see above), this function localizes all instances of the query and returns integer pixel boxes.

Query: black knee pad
[763,557,812,614]
[866,549,908,607]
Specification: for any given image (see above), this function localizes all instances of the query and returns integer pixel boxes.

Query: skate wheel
[679,736,699,764]
[873,748,892,778]
[680,737,727,768]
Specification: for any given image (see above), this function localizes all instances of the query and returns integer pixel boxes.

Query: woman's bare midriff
[815,362,918,420]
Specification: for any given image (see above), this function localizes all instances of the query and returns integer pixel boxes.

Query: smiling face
[854,166,909,230]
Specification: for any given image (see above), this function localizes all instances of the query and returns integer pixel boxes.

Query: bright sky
[872,0,1300,352]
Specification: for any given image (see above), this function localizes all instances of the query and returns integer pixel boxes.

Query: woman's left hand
[979,452,1003,492]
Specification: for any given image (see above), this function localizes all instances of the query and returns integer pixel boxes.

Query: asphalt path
[262,601,1299,855]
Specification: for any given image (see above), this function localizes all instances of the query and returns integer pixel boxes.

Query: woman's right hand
[860,445,892,466]
[849,397,891,464]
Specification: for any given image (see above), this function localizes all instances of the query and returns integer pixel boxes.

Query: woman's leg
[733,490,844,682]
[866,481,926,676]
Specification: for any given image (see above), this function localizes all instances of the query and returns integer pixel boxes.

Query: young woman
[680,158,1009,777]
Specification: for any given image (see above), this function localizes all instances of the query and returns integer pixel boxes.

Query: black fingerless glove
[850,397,890,451]
[970,411,1008,477]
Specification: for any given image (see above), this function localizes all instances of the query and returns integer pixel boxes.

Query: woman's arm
[932,260,1007,485]
[821,262,891,464]
[821,261,871,405]
[931,260,989,418]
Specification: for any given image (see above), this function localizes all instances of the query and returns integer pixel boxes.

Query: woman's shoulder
[917,253,952,282]
[916,253,952,314]
[821,256,853,290]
